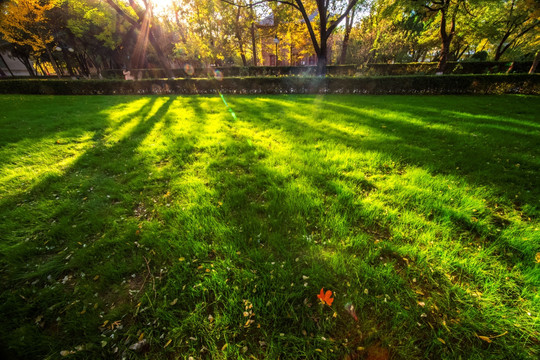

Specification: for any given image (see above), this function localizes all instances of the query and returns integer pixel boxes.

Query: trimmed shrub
[363,61,536,76]
[101,65,357,79]
[0,74,537,95]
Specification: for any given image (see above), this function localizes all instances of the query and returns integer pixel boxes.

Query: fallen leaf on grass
[164,339,172,348]
[317,288,334,306]
[437,338,446,344]
[110,320,121,330]
[535,253,540,263]
[170,298,178,306]
[477,331,508,343]
[138,332,144,341]
[477,335,492,343]
[221,343,228,351]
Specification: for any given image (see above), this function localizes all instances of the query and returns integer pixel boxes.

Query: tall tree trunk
[36,59,47,76]
[290,40,293,65]
[250,1,257,66]
[235,7,248,66]
[438,38,451,73]
[339,23,351,64]
[61,47,76,77]
[85,51,102,78]
[494,31,511,61]
[437,6,455,73]
[44,43,61,78]
[317,42,327,76]
[239,44,247,66]
[24,57,35,77]
[75,53,90,77]
[148,31,174,78]
[0,53,14,76]
[530,51,540,74]
[339,8,356,65]
[316,1,328,76]
[15,54,36,77]
[454,45,469,62]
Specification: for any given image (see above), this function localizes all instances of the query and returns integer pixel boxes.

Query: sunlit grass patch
[0,94,538,359]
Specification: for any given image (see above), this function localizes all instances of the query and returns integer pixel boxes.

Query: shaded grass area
[0,94,538,359]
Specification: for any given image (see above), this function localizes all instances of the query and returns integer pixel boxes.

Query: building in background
[0,40,35,77]
[0,51,35,76]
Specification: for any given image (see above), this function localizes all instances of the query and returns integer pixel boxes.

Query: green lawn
[0,94,538,359]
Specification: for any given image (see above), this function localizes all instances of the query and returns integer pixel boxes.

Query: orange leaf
[317,288,325,302]
[317,288,334,306]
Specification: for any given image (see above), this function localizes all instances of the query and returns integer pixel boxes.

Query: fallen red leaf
[317,288,334,306]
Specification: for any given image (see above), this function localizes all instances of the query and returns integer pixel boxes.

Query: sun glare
[150,0,174,15]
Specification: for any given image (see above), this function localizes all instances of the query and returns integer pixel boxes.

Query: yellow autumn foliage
[0,0,59,51]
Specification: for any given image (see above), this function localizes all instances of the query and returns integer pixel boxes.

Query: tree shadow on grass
[212,95,539,357]
[0,96,146,148]
[229,95,540,258]
[235,95,540,212]
[0,94,536,359]
[152,96,485,359]
[0,96,179,358]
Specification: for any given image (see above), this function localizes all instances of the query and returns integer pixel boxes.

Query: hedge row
[0,75,537,95]
[102,65,357,79]
[98,62,535,79]
[364,61,536,76]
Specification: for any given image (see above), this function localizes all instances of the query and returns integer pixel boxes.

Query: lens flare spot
[183,63,194,76]
[213,69,223,81]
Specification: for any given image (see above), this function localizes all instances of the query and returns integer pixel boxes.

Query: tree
[104,0,174,78]
[223,0,360,75]
[63,0,126,76]
[412,0,466,73]
[470,0,539,61]
[338,1,364,64]
[346,0,430,64]
[0,0,61,77]
[171,0,242,67]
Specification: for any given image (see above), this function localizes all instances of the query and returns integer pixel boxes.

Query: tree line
[0,0,538,77]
